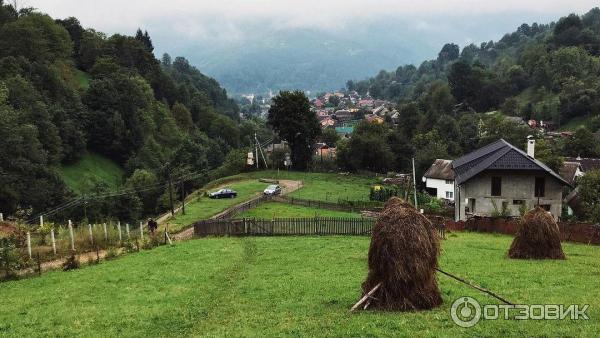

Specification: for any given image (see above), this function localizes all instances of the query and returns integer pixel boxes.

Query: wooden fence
[193,217,446,238]
[213,195,271,220]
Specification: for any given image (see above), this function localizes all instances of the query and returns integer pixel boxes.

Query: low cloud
[27,0,598,39]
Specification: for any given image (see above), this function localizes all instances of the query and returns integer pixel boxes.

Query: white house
[422,159,455,201]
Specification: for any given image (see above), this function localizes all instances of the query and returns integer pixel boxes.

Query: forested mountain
[0,1,264,222]
[351,8,600,126]
[336,8,600,179]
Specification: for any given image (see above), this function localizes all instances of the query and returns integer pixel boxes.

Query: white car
[263,184,282,196]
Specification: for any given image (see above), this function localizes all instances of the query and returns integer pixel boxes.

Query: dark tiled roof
[452,139,571,186]
[559,161,582,186]
[564,157,600,172]
[424,159,455,180]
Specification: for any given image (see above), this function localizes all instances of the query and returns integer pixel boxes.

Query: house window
[513,200,525,205]
[535,177,545,197]
[446,191,453,199]
[445,180,453,185]
[491,177,502,196]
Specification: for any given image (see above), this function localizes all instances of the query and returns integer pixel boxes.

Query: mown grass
[244,171,378,201]
[166,180,268,233]
[57,152,124,194]
[1,232,598,337]
[236,202,361,218]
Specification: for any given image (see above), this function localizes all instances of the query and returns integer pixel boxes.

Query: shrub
[62,252,80,271]
[105,247,119,260]
[0,238,23,281]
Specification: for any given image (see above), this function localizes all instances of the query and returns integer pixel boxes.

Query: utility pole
[180,181,186,215]
[83,194,87,221]
[412,157,418,209]
[167,168,175,216]
[254,132,259,169]
[271,139,275,169]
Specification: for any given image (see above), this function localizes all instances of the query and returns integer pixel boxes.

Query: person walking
[148,218,158,234]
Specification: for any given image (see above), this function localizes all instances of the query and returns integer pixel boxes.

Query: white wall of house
[455,171,564,221]
[424,178,455,201]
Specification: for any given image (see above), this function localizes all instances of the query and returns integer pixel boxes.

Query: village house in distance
[422,159,455,201]
[452,138,571,221]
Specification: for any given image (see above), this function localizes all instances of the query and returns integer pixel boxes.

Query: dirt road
[172,179,302,240]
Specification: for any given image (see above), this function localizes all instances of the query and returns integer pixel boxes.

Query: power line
[27,169,208,223]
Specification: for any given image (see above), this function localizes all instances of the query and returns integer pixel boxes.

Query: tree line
[339,8,600,177]
[0,2,270,223]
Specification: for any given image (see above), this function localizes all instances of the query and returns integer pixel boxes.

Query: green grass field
[236,202,361,218]
[560,115,595,131]
[1,232,598,337]
[75,69,90,90]
[167,180,268,232]
[244,171,378,201]
[57,152,125,194]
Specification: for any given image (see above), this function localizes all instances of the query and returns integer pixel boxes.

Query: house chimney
[527,136,535,158]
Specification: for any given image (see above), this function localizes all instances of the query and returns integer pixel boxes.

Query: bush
[62,252,80,271]
[105,247,119,260]
[0,238,23,281]
[369,185,399,202]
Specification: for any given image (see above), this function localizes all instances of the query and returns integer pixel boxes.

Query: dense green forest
[0,1,269,222]
[339,8,600,177]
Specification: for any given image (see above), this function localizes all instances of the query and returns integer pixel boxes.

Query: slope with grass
[244,171,378,202]
[236,202,362,218]
[1,232,598,336]
[56,152,125,194]
[166,180,268,233]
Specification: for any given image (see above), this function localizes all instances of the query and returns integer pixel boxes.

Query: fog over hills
[28,0,599,94]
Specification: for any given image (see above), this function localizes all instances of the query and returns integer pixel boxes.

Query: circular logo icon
[451,297,481,328]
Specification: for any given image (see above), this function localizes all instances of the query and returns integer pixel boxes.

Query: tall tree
[268,91,320,170]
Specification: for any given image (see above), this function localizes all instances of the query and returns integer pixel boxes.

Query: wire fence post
[50,228,56,255]
[139,221,144,240]
[0,212,3,222]
[103,223,108,242]
[68,220,75,251]
[117,221,122,243]
[126,223,130,239]
[88,224,94,245]
[26,231,32,259]
[40,215,43,228]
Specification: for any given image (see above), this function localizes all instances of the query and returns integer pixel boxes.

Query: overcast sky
[25,0,598,39]
[21,0,600,91]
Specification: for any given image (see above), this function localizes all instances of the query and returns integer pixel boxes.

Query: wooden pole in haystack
[435,268,514,305]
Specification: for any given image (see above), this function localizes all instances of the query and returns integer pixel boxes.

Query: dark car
[263,184,282,196]
[209,188,237,199]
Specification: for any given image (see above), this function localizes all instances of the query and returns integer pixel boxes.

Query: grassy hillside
[1,233,598,336]
[244,171,378,201]
[167,180,267,232]
[236,202,362,218]
[74,69,90,90]
[57,153,124,194]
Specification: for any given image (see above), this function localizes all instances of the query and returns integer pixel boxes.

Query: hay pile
[360,197,442,311]
[508,207,565,259]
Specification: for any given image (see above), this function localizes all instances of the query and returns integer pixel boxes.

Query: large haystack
[361,197,442,311]
[508,207,565,259]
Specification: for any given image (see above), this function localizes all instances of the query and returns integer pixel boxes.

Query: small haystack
[508,207,565,259]
[360,197,442,311]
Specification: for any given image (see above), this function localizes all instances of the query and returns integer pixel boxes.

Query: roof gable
[452,139,571,186]
[424,159,455,180]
